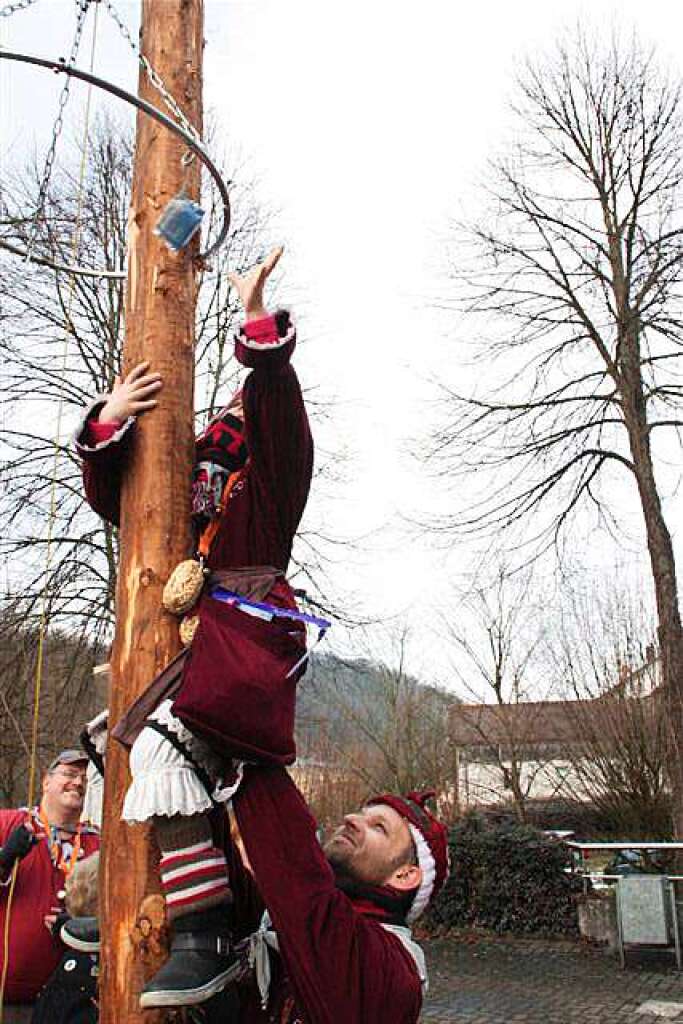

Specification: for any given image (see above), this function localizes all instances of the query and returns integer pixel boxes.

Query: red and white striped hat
[367,789,450,923]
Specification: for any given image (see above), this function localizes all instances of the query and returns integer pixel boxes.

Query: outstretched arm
[233,768,422,1023]
[227,248,314,556]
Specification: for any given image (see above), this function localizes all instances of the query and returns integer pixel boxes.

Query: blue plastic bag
[154,194,205,252]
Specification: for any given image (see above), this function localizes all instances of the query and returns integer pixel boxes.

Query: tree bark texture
[619,328,683,839]
[99,2,203,1021]
[609,214,683,839]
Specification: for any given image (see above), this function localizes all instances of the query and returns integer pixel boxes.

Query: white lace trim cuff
[122,765,214,822]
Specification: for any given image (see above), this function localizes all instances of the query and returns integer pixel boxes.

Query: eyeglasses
[51,768,88,783]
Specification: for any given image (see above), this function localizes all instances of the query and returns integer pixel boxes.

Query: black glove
[0,824,37,872]
[51,911,71,940]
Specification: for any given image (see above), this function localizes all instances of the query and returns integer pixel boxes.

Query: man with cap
[222,767,450,1023]
[0,750,100,1013]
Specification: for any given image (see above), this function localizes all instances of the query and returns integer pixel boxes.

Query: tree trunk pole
[619,322,683,841]
[99,2,203,1021]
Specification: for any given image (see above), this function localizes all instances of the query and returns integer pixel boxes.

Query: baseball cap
[48,749,89,772]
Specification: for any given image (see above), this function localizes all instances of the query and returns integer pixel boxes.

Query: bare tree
[298,633,459,820]
[290,726,369,831]
[432,30,683,832]
[549,583,670,837]
[445,567,552,822]
[0,603,103,807]
[0,115,279,642]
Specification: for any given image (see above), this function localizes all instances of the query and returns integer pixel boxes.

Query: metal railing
[565,842,683,970]
[566,841,683,894]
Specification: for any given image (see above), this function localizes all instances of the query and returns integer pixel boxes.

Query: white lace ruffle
[122,764,215,822]
[122,700,243,822]
[122,701,215,822]
[152,699,197,745]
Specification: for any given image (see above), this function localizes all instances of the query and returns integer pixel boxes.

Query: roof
[449,698,623,748]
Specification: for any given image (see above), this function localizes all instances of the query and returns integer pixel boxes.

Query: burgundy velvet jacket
[75,312,314,762]
[75,311,313,574]
[229,767,424,1023]
[0,809,100,1004]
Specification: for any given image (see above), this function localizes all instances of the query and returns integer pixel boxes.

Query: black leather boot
[139,906,238,1009]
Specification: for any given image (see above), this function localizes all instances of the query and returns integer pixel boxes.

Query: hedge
[427,813,582,936]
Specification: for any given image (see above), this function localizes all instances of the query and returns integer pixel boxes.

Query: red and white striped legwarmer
[160,839,231,921]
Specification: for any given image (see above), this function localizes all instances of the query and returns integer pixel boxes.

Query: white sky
[2,0,683,687]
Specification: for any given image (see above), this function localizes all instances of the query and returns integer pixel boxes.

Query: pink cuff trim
[243,314,279,345]
[86,419,122,444]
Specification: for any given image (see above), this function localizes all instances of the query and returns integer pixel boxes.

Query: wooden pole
[99,2,203,1021]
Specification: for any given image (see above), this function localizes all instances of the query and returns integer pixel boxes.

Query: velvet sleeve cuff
[235,309,296,370]
[86,419,122,445]
[243,314,280,344]
[73,397,135,457]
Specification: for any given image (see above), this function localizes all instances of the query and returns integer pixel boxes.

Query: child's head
[65,850,100,917]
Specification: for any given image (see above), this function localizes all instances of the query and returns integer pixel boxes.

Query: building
[449,654,661,814]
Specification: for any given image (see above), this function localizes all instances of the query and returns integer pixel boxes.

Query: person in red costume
[0,750,99,1013]
[226,777,449,1023]
[70,248,315,1009]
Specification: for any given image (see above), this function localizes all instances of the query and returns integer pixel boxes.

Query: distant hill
[294,651,460,798]
[0,613,104,807]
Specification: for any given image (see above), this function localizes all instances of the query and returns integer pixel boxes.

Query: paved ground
[420,933,683,1023]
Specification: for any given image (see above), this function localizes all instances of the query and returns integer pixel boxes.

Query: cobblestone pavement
[420,934,683,1023]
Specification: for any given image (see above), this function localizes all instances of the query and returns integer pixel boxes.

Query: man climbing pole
[72,245,451,1021]
[73,247,314,1008]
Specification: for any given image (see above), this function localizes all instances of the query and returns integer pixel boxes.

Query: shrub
[427,812,582,936]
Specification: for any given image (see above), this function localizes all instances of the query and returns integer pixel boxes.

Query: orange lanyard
[197,470,241,561]
[37,806,83,880]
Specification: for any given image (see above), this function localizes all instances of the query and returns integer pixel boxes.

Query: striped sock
[160,840,231,920]
[155,814,231,922]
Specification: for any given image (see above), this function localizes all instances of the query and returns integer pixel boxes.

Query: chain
[24,0,91,259]
[101,0,203,148]
[0,0,41,18]
[143,57,203,146]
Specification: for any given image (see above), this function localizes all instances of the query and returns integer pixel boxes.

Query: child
[31,853,100,1024]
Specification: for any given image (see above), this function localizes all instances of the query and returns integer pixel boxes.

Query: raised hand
[228,246,283,322]
[97,362,163,424]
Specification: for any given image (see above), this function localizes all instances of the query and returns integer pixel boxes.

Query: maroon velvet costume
[228,767,424,1023]
[75,312,314,761]
[77,311,312,589]
[76,316,425,1020]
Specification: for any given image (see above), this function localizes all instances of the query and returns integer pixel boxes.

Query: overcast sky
[2,0,683,687]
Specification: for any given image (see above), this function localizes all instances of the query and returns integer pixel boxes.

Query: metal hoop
[0,50,231,279]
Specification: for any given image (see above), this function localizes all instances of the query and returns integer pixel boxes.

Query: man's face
[42,762,88,816]
[324,803,419,890]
